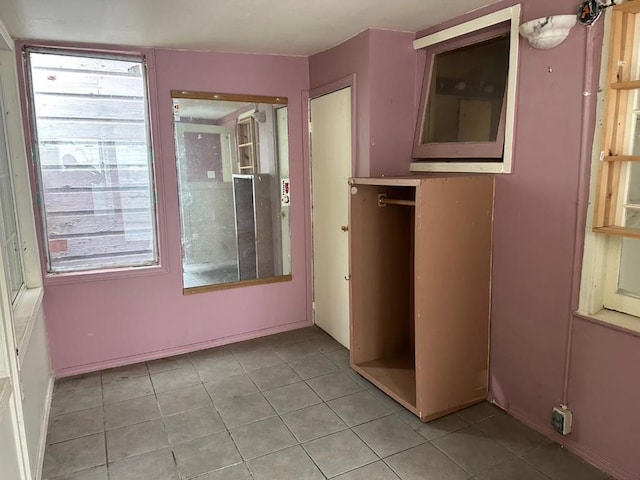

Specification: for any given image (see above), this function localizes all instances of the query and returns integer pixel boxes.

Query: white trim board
[0,16,13,51]
[33,376,54,480]
[413,5,521,49]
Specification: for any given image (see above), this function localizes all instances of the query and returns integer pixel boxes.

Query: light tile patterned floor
[43,326,611,480]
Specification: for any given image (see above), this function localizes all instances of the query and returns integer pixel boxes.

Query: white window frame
[24,47,160,276]
[0,82,25,306]
[580,4,640,332]
[410,4,521,174]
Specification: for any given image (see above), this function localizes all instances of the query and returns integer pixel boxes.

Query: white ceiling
[0,0,500,56]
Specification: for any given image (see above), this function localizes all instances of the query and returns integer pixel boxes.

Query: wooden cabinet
[233,174,274,280]
[236,117,258,174]
[349,175,494,421]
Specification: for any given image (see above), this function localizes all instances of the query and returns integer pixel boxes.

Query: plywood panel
[349,183,414,365]
[414,175,493,418]
[355,352,417,409]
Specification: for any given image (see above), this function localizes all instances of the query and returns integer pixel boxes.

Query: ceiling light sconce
[519,1,616,49]
[519,15,577,49]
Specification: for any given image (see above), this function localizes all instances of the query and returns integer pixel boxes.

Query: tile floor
[43,326,611,480]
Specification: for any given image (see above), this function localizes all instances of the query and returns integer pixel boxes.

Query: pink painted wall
[415,2,640,479]
[309,29,415,177]
[308,2,640,478]
[368,29,416,176]
[309,30,371,176]
[41,49,311,375]
[567,318,640,478]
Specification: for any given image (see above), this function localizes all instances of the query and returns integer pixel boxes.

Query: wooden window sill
[13,287,44,366]
[575,308,640,336]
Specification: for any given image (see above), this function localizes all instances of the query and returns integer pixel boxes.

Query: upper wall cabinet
[411,5,521,174]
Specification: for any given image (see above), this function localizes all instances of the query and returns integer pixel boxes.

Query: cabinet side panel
[415,176,494,417]
[350,184,414,364]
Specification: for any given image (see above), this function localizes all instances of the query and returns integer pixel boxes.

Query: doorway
[309,86,352,348]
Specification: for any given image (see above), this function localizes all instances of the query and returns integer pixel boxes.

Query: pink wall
[309,30,371,176]
[368,29,416,176]
[22,3,640,477]
[308,2,640,478]
[566,318,640,477]
[309,29,415,177]
[415,2,640,479]
[41,49,311,375]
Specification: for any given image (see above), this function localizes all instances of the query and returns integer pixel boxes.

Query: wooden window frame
[579,0,640,329]
[412,26,510,160]
[0,84,25,305]
[410,4,521,174]
[593,0,640,238]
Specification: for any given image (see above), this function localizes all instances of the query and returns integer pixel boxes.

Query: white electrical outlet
[552,405,573,435]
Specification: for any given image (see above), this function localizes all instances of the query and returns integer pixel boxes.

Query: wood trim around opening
[592,3,640,237]
[170,90,287,105]
[183,274,292,295]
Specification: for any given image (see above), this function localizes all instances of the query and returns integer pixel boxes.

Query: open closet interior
[349,175,494,421]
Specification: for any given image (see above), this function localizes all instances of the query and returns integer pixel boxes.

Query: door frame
[307,75,357,337]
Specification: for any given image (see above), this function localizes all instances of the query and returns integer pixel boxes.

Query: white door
[310,87,352,348]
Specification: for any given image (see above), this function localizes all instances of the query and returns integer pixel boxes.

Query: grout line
[99,369,111,480]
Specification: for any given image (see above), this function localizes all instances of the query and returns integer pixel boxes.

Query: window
[0,85,25,302]
[25,48,158,274]
[410,5,520,174]
[582,0,640,325]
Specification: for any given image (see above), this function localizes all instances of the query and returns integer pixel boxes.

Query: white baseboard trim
[34,374,53,480]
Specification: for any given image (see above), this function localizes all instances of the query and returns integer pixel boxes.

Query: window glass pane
[625,208,640,227]
[632,114,640,155]
[626,162,640,204]
[0,89,24,302]
[422,35,509,144]
[28,51,157,273]
[6,234,23,299]
[172,96,291,289]
[0,175,17,239]
[619,237,640,298]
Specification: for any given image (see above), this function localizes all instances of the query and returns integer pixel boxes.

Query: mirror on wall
[171,91,291,292]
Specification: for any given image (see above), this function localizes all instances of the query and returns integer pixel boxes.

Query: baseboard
[504,403,636,480]
[34,374,54,480]
[55,319,313,378]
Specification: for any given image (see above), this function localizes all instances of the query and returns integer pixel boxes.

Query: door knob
[341,225,349,232]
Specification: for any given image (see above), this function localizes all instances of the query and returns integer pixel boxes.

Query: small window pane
[27,50,158,273]
[625,208,640,227]
[632,114,640,155]
[619,237,640,298]
[626,162,640,204]
[422,35,509,144]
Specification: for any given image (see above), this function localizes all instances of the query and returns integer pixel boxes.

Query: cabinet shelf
[236,118,259,174]
[353,351,417,412]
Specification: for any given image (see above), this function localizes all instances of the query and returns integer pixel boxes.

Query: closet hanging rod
[378,194,416,207]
